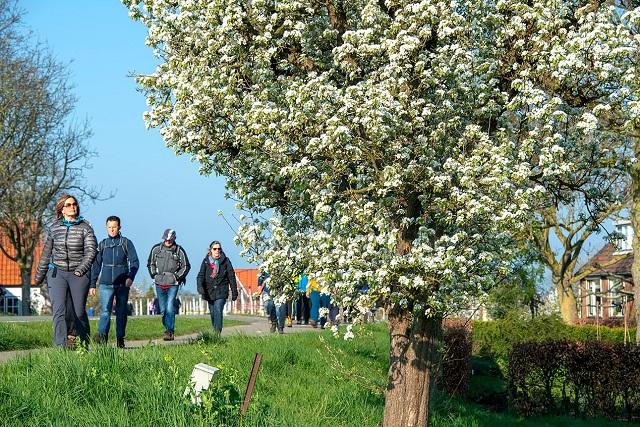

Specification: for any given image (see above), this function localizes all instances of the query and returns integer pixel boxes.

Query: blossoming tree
[125,0,639,424]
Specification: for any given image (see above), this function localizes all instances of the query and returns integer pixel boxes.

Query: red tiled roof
[577,243,633,278]
[0,234,43,287]
[235,268,260,293]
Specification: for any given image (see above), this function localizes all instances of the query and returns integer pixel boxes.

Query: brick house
[0,234,43,315]
[575,221,634,322]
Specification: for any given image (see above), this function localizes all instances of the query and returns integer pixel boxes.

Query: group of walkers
[34,193,238,349]
[256,272,339,334]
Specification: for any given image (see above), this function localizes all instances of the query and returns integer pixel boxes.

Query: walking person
[256,271,285,334]
[90,215,139,348]
[147,229,190,341]
[295,273,310,325]
[34,194,97,347]
[196,241,238,333]
[307,276,321,328]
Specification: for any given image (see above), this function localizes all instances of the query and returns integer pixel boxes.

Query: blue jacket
[90,234,139,288]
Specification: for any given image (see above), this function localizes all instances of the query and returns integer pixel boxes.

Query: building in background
[575,220,634,323]
[0,234,43,315]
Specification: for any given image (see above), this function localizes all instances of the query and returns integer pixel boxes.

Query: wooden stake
[240,353,262,416]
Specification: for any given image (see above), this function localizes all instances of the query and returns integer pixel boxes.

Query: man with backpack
[147,228,190,341]
[90,215,140,348]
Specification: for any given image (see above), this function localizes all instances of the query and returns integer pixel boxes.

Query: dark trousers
[295,295,310,323]
[48,269,90,346]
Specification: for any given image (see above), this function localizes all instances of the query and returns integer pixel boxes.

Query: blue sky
[21,1,253,293]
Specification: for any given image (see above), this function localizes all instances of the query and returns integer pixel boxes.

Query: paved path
[0,314,322,363]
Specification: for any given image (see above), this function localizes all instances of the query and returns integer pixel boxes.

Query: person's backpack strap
[98,236,129,261]
[99,237,128,258]
[121,236,129,258]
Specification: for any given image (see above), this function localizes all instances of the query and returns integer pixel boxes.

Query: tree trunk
[631,180,640,343]
[382,305,442,427]
[20,269,31,315]
[19,257,32,315]
[39,282,52,314]
[632,139,640,344]
[554,278,578,323]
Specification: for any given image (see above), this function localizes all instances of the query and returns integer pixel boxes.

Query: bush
[473,314,634,361]
[508,340,640,420]
[574,317,625,328]
[440,319,473,396]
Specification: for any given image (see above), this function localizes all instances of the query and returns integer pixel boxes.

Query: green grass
[0,323,633,426]
[0,316,245,351]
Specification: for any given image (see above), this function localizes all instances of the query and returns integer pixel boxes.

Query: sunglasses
[64,202,78,207]
[211,248,221,251]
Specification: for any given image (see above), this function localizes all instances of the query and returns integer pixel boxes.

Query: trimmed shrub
[441,319,473,396]
[473,314,634,361]
[574,317,625,328]
[508,340,640,420]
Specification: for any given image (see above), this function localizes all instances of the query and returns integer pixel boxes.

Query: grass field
[0,322,631,426]
[0,316,245,351]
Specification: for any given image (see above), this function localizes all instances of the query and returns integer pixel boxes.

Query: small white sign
[184,363,219,405]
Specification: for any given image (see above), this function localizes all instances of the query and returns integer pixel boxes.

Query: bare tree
[0,1,97,314]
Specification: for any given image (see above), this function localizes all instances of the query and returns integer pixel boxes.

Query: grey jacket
[147,242,190,286]
[35,218,98,284]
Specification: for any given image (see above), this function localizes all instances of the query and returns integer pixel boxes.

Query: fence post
[240,353,262,416]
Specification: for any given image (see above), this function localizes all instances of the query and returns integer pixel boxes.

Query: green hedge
[473,314,635,360]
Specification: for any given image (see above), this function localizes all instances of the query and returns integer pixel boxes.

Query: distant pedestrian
[34,194,97,348]
[307,276,322,328]
[91,215,139,348]
[295,273,310,325]
[147,229,190,341]
[256,272,285,334]
[196,241,238,333]
[147,299,155,315]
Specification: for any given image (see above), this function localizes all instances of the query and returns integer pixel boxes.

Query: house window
[608,279,624,317]
[586,279,602,317]
[614,222,633,252]
[3,295,19,315]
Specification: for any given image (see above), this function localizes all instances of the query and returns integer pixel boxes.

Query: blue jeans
[309,291,320,322]
[156,285,178,333]
[98,285,130,338]
[310,291,331,325]
[319,294,331,328]
[208,298,226,333]
[264,299,285,330]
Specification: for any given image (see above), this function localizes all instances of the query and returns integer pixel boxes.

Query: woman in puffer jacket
[196,241,238,333]
[35,194,97,347]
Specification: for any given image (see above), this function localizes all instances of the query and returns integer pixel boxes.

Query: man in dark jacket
[196,240,238,333]
[90,216,139,348]
[147,229,190,341]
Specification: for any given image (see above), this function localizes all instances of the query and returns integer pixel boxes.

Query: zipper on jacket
[64,227,70,271]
